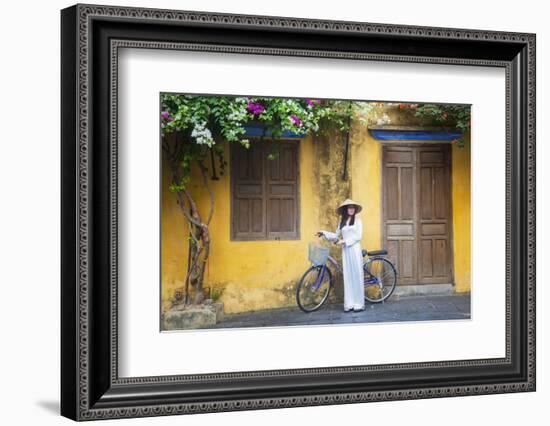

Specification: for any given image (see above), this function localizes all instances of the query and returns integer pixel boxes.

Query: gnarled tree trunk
[163,131,216,305]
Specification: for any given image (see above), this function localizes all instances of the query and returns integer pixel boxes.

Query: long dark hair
[338,206,356,229]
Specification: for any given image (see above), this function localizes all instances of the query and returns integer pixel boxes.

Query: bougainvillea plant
[397,103,471,147]
[160,94,343,304]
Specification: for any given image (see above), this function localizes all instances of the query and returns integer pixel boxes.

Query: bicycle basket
[308,242,330,266]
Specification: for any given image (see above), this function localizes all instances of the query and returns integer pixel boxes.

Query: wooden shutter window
[266,141,299,239]
[231,141,266,239]
[231,140,300,240]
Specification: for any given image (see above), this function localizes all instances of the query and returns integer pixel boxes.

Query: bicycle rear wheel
[296,265,332,313]
[363,257,397,303]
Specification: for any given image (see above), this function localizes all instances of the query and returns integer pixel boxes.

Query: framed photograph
[61,3,536,421]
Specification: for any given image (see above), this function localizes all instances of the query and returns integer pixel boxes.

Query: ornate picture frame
[61,3,535,421]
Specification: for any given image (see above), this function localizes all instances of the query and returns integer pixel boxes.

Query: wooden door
[382,144,453,285]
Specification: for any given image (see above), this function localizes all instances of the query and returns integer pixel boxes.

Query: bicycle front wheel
[363,257,397,303]
[296,265,332,313]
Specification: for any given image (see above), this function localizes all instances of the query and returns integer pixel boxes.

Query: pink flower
[306,98,321,107]
[290,114,302,126]
[161,111,173,121]
[247,102,266,115]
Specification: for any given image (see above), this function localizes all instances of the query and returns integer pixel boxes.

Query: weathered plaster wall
[161,128,351,314]
[451,132,471,293]
[161,110,471,314]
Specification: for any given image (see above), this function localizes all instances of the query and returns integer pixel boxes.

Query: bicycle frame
[326,255,342,273]
[301,235,398,311]
[313,234,397,289]
[311,254,389,288]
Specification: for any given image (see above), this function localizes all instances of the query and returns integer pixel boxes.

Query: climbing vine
[397,103,471,147]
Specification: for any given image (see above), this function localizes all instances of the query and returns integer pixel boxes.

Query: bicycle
[296,233,398,313]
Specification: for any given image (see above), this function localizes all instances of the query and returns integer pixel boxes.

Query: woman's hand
[336,239,345,246]
[315,231,323,237]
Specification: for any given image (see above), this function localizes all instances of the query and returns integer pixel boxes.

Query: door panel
[385,167,399,220]
[417,146,452,283]
[401,167,415,220]
[382,147,417,285]
[382,145,453,285]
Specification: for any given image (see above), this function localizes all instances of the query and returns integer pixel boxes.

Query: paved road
[204,293,471,329]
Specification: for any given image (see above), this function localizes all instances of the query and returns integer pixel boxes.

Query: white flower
[191,121,214,146]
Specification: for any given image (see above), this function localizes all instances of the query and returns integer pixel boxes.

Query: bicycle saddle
[362,249,388,257]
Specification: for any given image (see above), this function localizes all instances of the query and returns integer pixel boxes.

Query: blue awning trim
[243,125,305,139]
[369,129,462,141]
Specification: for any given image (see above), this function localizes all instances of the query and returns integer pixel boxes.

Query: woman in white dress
[316,199,365,312]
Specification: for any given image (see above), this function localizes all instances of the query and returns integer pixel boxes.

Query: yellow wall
[349,120,382,254]
[162,118,471,314]
[451,134,471,292]
[162,135,326,314]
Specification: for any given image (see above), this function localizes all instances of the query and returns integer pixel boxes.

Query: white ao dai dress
[320,217,365,311]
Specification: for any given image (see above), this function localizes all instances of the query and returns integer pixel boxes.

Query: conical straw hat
[336,198,362,215]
